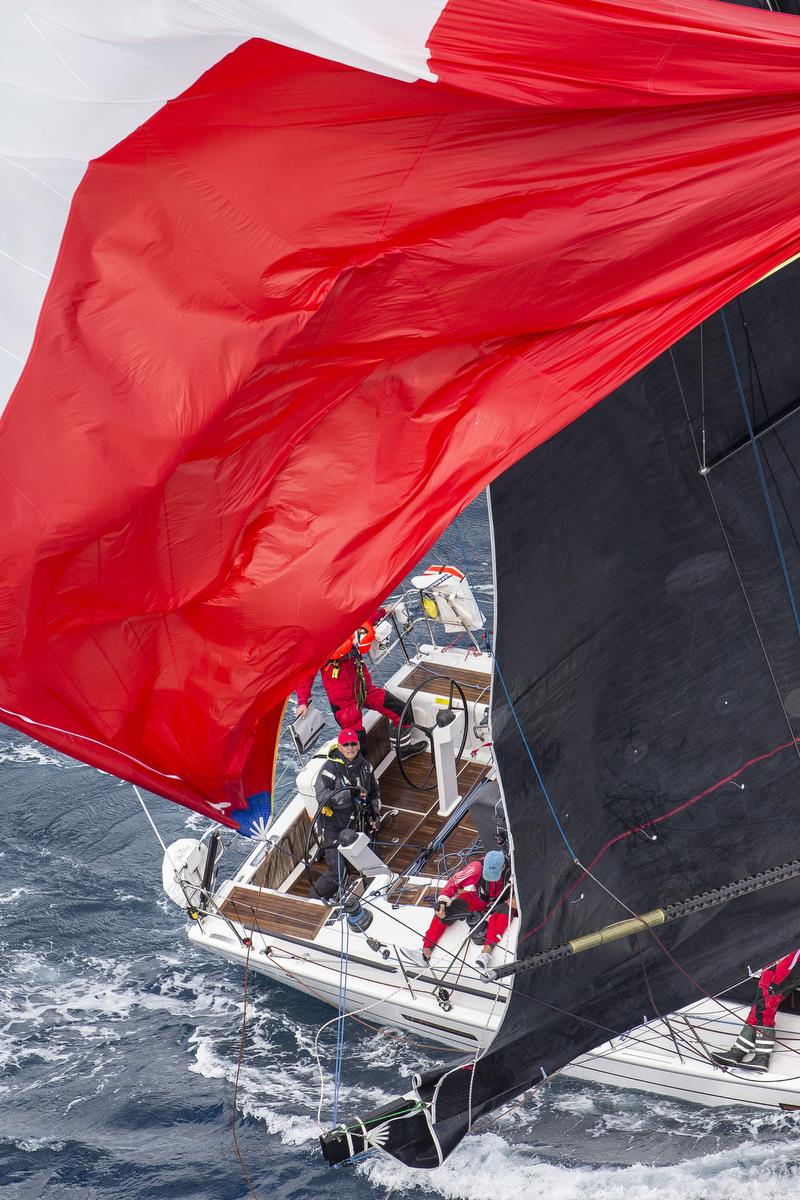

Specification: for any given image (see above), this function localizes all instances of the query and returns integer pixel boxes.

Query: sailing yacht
[162,551,800,1136]
[4,0,800,1177]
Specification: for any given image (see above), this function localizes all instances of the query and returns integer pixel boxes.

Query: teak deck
[281,749,488,904]
[238,658,492,931]
[397,662,491,704]
[220,886,329,940]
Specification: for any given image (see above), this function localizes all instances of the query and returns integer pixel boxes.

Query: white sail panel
[0,0,447,411]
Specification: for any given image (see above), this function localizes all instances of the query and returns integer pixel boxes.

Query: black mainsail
[322,255,800,1166]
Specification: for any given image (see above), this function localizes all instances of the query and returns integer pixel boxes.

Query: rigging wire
[572,855,800,1064]
[522,732,800,943]
[671,328,800,770]
[331,855,351,1126]
[634,934,690,1065]
[720,308,800,641]
[265,462,800,1146]
[482,304,800,1008]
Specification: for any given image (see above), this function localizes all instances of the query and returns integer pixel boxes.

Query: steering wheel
[395,675,468,791]
[302,786,370,898]
[303,797,332,899]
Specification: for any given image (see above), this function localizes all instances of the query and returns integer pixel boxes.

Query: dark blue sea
[3,496,800,1199]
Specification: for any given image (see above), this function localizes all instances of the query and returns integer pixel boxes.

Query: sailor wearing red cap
[314,728,381,897]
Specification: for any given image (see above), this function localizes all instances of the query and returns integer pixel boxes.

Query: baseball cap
[482,850,506,881]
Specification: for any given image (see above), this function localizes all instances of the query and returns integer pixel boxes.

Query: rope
[355,883,503,989]
[484,633,800,1069]
[331,855,350,1125]
[492,659,577,860]
[133,783,172,857]
[465,965,504,1134]
[231,936,262,1200]
[522,732,800,945]
[573,858,799,1055]
[132,783,252,947]
[311,970,448,1130]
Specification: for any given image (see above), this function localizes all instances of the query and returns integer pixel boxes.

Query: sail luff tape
[492,857,800,980]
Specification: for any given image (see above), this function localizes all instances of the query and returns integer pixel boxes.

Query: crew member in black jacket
[314,728,380,896]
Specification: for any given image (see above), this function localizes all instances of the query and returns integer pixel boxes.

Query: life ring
[411,563,465,588]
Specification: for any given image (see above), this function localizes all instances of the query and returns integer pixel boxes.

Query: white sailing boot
[475,945,494,973]
[399,946,431,969]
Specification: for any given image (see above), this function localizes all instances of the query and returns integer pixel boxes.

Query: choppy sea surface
[2,496,800,1199]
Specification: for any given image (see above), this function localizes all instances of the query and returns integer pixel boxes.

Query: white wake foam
[359,1129,800,1199]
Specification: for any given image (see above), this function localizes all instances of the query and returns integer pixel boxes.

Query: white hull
[189,891,508,1052]
[566,998,800,1110]
[177,639,800,1114]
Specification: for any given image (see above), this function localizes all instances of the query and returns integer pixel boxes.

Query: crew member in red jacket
[400,851,512,972]
[296,609,423,755]
[712,948,800,1072]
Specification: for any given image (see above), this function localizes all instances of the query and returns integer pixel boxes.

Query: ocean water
[2,496,800,1199]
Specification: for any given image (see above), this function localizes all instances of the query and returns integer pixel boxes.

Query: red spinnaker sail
[1,0,800,827]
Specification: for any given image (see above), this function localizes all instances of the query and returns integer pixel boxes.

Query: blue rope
[493,658,577,860]
[720,310,800,641]
[331,854,350,1125]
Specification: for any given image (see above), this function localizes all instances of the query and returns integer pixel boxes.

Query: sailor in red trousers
[712,948,800,1071]
[296,609,424,756]
[400,851,512,972]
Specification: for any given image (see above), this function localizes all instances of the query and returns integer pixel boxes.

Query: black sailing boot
[398,725,428,758]
[711,1022,756,1067]
[738,1024,776,1073]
